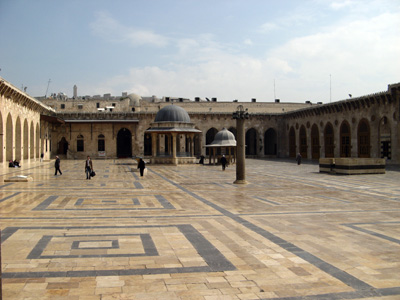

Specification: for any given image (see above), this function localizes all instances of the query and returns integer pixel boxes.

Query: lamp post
[232,105,249,184]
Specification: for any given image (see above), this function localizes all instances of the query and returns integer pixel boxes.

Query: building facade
[1,76,399,165]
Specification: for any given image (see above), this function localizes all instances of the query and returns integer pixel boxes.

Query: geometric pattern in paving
[1,159,399,299]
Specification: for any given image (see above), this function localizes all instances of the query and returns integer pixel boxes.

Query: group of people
[54,155,95,179]
[53,156,147,179]
[8,159,21,168]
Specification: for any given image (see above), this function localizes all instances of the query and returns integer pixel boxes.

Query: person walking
[137,158,146,177]
[54,156,62,175]
[85,156,93,179]
[296,153,302,165]
[220,155,228,171]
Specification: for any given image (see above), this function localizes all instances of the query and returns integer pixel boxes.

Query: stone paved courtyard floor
[1,158,399,300]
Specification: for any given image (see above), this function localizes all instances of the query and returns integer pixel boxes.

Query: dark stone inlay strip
[177,224,235,271]
[344,222,400,245]
[129,167,139,180]
[0,192,21,203]
[132,198,140,205]
[3,224,233,277]
[75,198,84,206]
[27,235,53,259]
[2,266,213,278]
[71,240,119,250]
[155,195,175,209]
[152,169,373,291]
[134,181,143,189]
[33,195,58,210]
[254,196,280,205]
[1,227,19,243]
[0,183,13,189]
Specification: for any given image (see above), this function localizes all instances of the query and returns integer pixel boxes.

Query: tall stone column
[151,133,157,162]
[233,105,248,184]
[172,133,178,165]
[190,134,195,157]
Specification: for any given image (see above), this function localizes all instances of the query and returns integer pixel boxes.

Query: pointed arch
[340,121,351,157]
[35,122,40,158]
[324,123,334,158]
[23,119,29,159]
[311,124,320,159]
[379,116,391,159]
[358,118,370,158]
[289,126,296,158]
[264,128,277,155]
[245,128,257,156]
[15,117,22,161]
[117,128,132,157]
[6,114,13,161]
[206,127,218,155]
[30,121,35,159]
[299,125,307,158]
[77,134,84,152]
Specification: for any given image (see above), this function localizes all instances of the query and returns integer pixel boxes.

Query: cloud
[90,11,168,47]
[87,7,400,103]
[329,0,355,10]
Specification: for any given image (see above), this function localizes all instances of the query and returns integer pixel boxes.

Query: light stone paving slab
[1,158,399,299]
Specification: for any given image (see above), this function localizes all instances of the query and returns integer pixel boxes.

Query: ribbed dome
[155,105,190,123]
[210,128,236,146]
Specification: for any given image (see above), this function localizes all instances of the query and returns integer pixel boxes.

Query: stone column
[172,133,178,165]
[190,134,195,157]
[235,117,247,184]
[151,133,157,162]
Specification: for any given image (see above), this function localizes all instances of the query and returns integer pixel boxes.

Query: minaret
[73,85,77,98]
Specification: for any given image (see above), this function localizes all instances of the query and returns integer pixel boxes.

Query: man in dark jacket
[220,155,228,171]
[54,156,62,175]
[138,158,146,177]
[85,156,94,179]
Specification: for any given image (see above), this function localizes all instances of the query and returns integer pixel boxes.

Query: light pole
[232,105,248,184]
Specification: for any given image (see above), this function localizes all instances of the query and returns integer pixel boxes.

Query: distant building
[1,77,399,164]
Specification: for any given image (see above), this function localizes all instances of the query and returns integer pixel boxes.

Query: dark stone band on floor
[151,169,373,291]
[344,222,400,245]
[32,194,175,211]
[0,192,20,203]
[1,224,235,278]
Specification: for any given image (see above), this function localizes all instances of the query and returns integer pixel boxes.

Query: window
[98,134,105,151]
[78,104,83,109]
[96,103,100,108]
[60,104,65,109]
[77,134,84,152]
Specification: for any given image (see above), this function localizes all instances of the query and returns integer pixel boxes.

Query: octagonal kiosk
[205,128,237,165]
[145,105,201,165]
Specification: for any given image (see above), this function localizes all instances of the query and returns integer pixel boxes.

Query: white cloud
[329,0,355,10]
[87,8,400,103]
[259,22,279,33]
[90,11,168,47]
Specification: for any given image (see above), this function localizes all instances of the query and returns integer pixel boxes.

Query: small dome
[210,128,236,146]
[155,105,190,123]
[126,93,142,106]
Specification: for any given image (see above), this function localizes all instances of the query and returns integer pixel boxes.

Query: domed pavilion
[205,128,236,165]
[145,105,201,165]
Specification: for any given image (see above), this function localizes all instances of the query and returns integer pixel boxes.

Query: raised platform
[150,156,197,165]
[4,175,33,182]
[319,158,386,174]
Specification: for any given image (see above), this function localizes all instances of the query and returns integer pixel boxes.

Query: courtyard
[0,158,399,299]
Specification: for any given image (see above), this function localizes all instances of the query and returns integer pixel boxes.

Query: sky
[0,0,399,103]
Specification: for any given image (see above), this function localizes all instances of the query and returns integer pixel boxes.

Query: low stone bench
[4,175,33,182]
[319,158,385,175]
